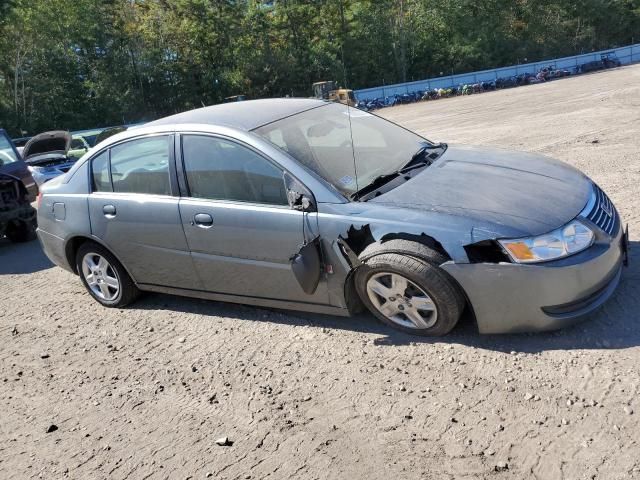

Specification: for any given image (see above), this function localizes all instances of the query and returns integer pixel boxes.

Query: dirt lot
[1,65,639,480]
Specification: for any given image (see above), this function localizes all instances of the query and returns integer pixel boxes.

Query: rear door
[177,133,328,304]
[87,134,200,289]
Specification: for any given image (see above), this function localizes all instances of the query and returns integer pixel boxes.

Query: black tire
[75,241,140,308]
[359,238,449,265]
[354,251,464,336]
[6,219,37,243]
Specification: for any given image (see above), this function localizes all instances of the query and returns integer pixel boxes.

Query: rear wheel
[355,252,464,336]
[75,242,140,307]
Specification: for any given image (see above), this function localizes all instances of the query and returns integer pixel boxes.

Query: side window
[91,151,111,191]
[182,135,287,205]
[110,136,171,195]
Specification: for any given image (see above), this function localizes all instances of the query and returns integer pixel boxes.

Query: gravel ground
[1,65,639,480]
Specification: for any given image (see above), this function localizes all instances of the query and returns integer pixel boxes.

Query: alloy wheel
[366,272,438,329]
[81,252,120,301]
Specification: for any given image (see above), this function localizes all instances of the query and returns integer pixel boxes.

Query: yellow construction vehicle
[312,81,356,107]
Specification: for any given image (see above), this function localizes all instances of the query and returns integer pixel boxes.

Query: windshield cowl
[352,162,429,201]
[351,142,447,201]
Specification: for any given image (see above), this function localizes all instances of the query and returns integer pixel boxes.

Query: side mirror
[287,190,315,212]
[284,172,316,212]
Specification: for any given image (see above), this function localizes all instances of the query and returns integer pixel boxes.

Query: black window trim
[88,132,178,197]
[176,132,313,209]
[89,149,113,193]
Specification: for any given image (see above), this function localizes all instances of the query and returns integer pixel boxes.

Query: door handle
[192,213,213,228]
[103,204,116,218]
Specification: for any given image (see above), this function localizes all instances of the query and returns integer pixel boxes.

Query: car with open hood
[36,99,628,336]
[23,130,78,186]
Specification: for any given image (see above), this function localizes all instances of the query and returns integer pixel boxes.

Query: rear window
[90,136,171,195]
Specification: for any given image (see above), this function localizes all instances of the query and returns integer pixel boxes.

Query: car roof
[146,98,327,131]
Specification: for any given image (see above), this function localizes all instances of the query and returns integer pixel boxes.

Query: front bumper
[442,225,626,334]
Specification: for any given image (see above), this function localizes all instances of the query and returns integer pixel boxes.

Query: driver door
[177,134,328,304]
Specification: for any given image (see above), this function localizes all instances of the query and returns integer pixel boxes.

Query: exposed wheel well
[64,236,138,284]
[65,236,92,274]
[378,232,450,261]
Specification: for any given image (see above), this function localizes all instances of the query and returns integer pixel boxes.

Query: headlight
[498,219,594,263]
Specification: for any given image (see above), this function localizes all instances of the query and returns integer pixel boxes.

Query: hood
[369,145,592,238]
[22,131,71,161]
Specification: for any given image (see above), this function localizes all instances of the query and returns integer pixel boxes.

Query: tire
[354,251,464,336]
[6,219,37,243]
[75,242,140,308]
[359,238,449,265]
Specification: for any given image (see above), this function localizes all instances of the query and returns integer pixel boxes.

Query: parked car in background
[579,52,622,73]
[23,131,78,187]
[94,126,127,145]
[0,129,37,200]
[37,99,628,336]
[71,128,103,147]
[601,52,622,68]
[224,95,247,103]
[0,172,37,242]
[11,136,31,157]
[68,135,91,159]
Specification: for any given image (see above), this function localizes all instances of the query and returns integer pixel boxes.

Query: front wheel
[354,253,464,336]
[75,242,140,307]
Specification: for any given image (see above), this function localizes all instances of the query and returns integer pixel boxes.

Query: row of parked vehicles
[0,126,127,243]
[357,52,622,111]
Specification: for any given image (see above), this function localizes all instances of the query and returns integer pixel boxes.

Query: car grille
[582,184,619,236]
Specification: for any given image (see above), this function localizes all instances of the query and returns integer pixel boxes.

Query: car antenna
[343,82,359,200]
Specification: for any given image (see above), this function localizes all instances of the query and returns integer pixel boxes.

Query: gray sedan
[36,99,628,335]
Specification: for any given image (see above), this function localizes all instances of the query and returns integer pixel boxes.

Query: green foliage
[0,0,637,136]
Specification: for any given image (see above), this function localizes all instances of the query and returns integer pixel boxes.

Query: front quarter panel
[316,201,481,308]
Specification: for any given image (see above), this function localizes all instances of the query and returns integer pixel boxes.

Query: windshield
[253,103,430,197]
[0,134,20,166]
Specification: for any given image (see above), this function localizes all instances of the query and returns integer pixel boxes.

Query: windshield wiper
[350,143,447,201]
[350,171,401,200]
[403,142,447,170]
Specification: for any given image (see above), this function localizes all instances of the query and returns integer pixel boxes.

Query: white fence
[354,43,640,100]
